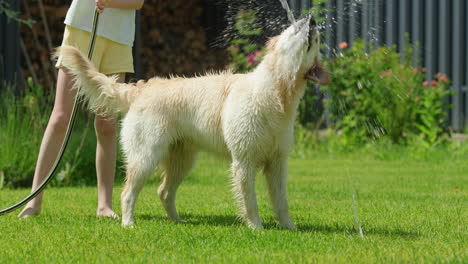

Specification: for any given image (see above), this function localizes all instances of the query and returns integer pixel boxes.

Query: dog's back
[135,73,249,153]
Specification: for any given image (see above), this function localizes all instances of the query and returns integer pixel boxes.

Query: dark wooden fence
[0,0,21,92]
[2,0,467,129]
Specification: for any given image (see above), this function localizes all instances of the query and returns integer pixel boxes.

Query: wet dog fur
[55,18,329,229]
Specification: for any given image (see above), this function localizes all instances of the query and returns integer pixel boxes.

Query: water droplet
[357,82,363,89]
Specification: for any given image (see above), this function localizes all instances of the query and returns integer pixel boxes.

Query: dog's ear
[305,59,330,85]
[266,36,280,51]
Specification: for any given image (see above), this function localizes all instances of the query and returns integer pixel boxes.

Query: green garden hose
[0,10,101,216]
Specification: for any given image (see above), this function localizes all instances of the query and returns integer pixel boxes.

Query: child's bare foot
[97,207,119,219]
[18,207,41,218]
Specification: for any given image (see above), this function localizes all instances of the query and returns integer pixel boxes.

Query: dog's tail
[54,45,137,115]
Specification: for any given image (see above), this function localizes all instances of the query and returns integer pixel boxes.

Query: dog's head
[265,17,329,85]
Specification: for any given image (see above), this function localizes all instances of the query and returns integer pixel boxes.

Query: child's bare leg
[95,73,125,218]
[18,68,76,218]
[95,115,117,218]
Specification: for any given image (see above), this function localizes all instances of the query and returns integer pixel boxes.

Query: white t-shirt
[64,0,135,47]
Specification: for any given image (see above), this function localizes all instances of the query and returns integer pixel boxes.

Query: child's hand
[96,0,110,13]
[95,0,144,12]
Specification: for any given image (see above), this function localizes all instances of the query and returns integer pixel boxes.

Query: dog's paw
[166,213,186,223]
[122,223,135,229]
[175,219,187,224]
[279,221,296,230]
[169,217,186,224]
[247,221,264,230]
[122,220,135,228]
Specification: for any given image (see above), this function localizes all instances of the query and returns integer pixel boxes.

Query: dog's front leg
[231,160,263,229]
[264,156,295,230]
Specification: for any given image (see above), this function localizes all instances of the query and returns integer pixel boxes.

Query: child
[18,0,145,218]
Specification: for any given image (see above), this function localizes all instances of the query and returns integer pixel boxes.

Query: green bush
[321,40,452,147]
[0,79,52,188]
[0,80,125,188]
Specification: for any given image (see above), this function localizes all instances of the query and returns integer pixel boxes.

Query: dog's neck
[252,55,308,115]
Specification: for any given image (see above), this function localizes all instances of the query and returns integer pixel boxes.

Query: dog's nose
[310,17,317,28]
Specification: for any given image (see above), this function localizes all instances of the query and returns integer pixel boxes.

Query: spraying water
[277,0,296,25]
[215,0,291,48]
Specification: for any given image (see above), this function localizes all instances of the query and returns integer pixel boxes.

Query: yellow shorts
[56,25,134,74]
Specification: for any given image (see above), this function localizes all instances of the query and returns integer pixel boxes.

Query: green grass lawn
[0,155,466,263]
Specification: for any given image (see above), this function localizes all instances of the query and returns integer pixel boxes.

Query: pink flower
[246,50,263,67]
[423,81,429,87]
[414,96,420,102]
[431,80,439,86]
[436,73,449,82]
[338,42,348,49]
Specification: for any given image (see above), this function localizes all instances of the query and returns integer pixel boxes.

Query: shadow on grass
[297,222,420,238]
[136,213,419,238]
[138,213,243,227]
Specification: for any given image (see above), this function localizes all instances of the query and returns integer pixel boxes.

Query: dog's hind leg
[264,156,295,230]
[231,160,263,229]
[120,123,171,227]
[158,143,196,222]
[121,165,153,228]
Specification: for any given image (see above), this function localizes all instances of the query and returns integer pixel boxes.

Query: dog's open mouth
[305,60,330,85]
[302,17,329,85]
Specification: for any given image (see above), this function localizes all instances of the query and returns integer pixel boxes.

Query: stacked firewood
[19,0,67,89]
[19,0,228,89]
[140,0,227,78]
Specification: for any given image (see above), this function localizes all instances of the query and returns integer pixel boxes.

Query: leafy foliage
[0,0,34,27]
[0,79,52,188]
[321,40,452,147]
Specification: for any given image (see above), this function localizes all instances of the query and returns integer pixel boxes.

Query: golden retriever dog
[56,17,329,229]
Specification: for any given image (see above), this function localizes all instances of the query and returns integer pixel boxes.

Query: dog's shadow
[137,213,419,238]
[138,213,243,227]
